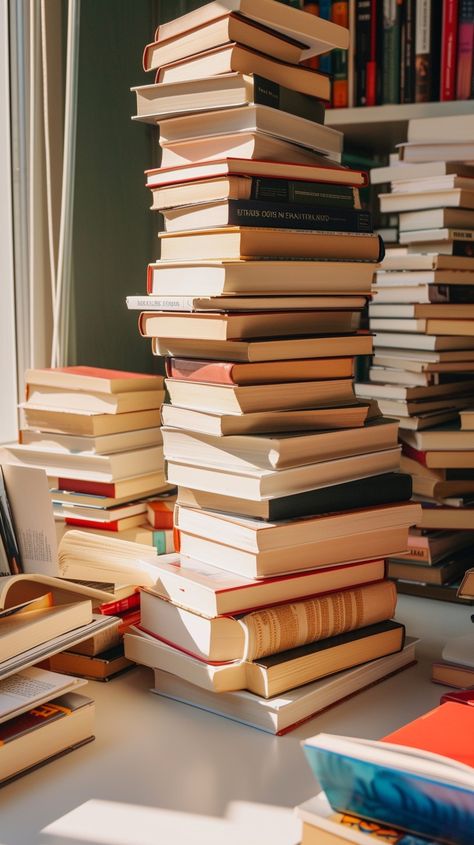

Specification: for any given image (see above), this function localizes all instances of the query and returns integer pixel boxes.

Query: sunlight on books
[41,799,300,845]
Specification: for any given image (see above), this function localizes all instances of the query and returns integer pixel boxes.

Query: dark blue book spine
[227,200,373,233]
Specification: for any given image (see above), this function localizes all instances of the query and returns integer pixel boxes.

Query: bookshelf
[0,595,471,844]
[326,100,474,152]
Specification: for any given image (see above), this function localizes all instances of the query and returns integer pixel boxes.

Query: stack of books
[298,700,474,845]
[0,572,117,784]
[3,366,175,545]
[124,0,421,734]
[356,114,474,604]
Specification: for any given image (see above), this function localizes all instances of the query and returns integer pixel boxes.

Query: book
[178,523,412,580]
[395,529,474,565]
[132,295,367,314]
[456,0,474,99]
[158,106,343,158]
[23,367,163,394]
[399,208,474,232]
[153,333,375,363]
[355,380,474,401]
[417,505,474,531]
[402,442,474,468]
[19,426,163,455]
[399,425,474,451]
[138,579,397,662]
[0,692,94,786]
[155,0,349,59]
[166,447,402,502]
[162,420,399,470]
[432,660,474,687]
[57,530,167,587]
[22,385,164,415]
[373,332,474,351]
[396,579,474,605]
[176,472,413,521]
[414,0,442,102]
[370,302,474,319]
[147,499,175,529]
[440,0,459,100]
[158,228,384,262]
[369,316,474,336]
[387,550,473,584]
[441,632,474,668]
[145,157,368,189]
[302,720,474,845]
[165,355,355,385]
[67,616,122,655]
[0,667,86,725]
[380,190,474,214]
[4,444,164,483]
[370,161,474,185]
[152,0,350,59]
[52,472,170,501]
[379,252,474,270]
[296,791,435,845]
[126,619,406,697]
[134,73,327,124]
[53,498,152,524]
[139,310,360,342]
[148,639,417,735]
[0,593,93,663]
[42,644,133,681]
[20,408,161,437]
[408,113,474,143]
[147,260,375,296]
[399,142,474,163]
[147,554,387,617]
[458,566,474,598]
[460,408,474,429]
[382,0,402,104]
[355,0,379,106]
[161,199,371,235]
[143,15,310,70]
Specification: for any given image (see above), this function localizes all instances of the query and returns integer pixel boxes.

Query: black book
[178,472,413,521]
[400,0,416,102]
[252,75,326,124]
[249,178,358,209]
[395,579,474,605]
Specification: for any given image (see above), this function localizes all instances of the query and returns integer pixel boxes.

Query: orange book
[383,701,474,767]
[147,499,175,530]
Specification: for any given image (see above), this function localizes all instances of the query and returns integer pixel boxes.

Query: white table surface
[0,594,472,845]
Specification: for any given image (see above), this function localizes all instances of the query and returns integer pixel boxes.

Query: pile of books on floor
[0,572,119,784]
[356,113,474,605]
[3,365,179,549]
[298,698,474,845]
[124,0,421,735]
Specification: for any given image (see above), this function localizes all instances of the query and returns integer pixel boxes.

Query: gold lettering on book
[240,581,397,661]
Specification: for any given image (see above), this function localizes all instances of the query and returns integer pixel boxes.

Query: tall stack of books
[357,113,474,605]
[125,0,421,735]
[298,701,474,845]
[3,366,176,548]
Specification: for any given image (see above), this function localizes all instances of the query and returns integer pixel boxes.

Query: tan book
[158,105,342,157]
[159,131,337,168]
[370,161,474,185]
[143,14,308,70]
[379,253,474,271]
[432,661,474,688]
[139,580,397,662]
[458,568,474,599]
[365,397,471,418]
[407,113,474,142]
[355,380,474,401]
[128,295,366,313]
[398,409,463,430]
[161,404,369,437]
[125,619,405,697]
[140,310,359,342]
[145,157,367,189]
[461,409,474,430]
[21,385,165,415]
[147,554,387,618]
[418,508,474,531]
[373,332,474,352]
[20,408,161,437]
[159,228,382,262]
[165,378,355,414]
[43,646,132,681]
[370,303,474,319]
[162,419,399,470]
[370,317,474,337]
[165,355,355,384]
[388,554,472,585]
[0,595,92,663]
[152,0,350,59]
[19,427,162,455]
[399,426,474,452]
[24,367,163,394]
[167,447,402,501]
[57,529,168,588]
[380,190,474,214]
[153,333,374,363]
[155,44,331,100]
[68,617,122,656]
[147,259,375,296]
[4,444,164,484]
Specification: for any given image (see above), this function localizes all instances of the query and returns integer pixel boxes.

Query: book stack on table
[298,700,474,845]
[0,573,120,785]
[123,0,421,734]
[356,115,474,605]
[3,366,178,551]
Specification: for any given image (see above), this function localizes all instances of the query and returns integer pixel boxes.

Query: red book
[400,442,428,466]
[98,593,141,616]
[383,701,474,767]
[147,500,175,530]
[165,356,355,386]
[456,0,474,99]
[440,0,459,100]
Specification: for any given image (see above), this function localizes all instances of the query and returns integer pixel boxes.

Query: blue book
[302,733,474,845]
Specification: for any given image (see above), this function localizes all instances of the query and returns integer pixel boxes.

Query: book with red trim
[456,0,474,99]
[164,356,355,385]
[98,592,140,617]
[56,473,169,499]
[24,366,163,394]
[440,0,459,100]
[355,0,380,106]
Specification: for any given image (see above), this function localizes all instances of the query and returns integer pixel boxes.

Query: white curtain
[10,0,80,390]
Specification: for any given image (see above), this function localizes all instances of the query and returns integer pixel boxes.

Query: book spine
[227,200,373,232]
[252,75,326,124]
[356,0,377,105]
[99,593,141,616]
[401,0,416,101]
[58,478,115,497]
[456,0,474,98]
[382,0,402,103]
[250,178,359,207]
[242,581,397,661]
[147,502,174,530]
[440,0,459,99]
[331,1,349,107]
[65,517,125,531]
[167,358,236,385]
[415,0,433,100]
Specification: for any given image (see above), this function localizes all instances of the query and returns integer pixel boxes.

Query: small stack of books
[3,366,176,545]
[124,0,422,734]
[357,114,474,604]
[298,700,474,845]
[0,572,117,784]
